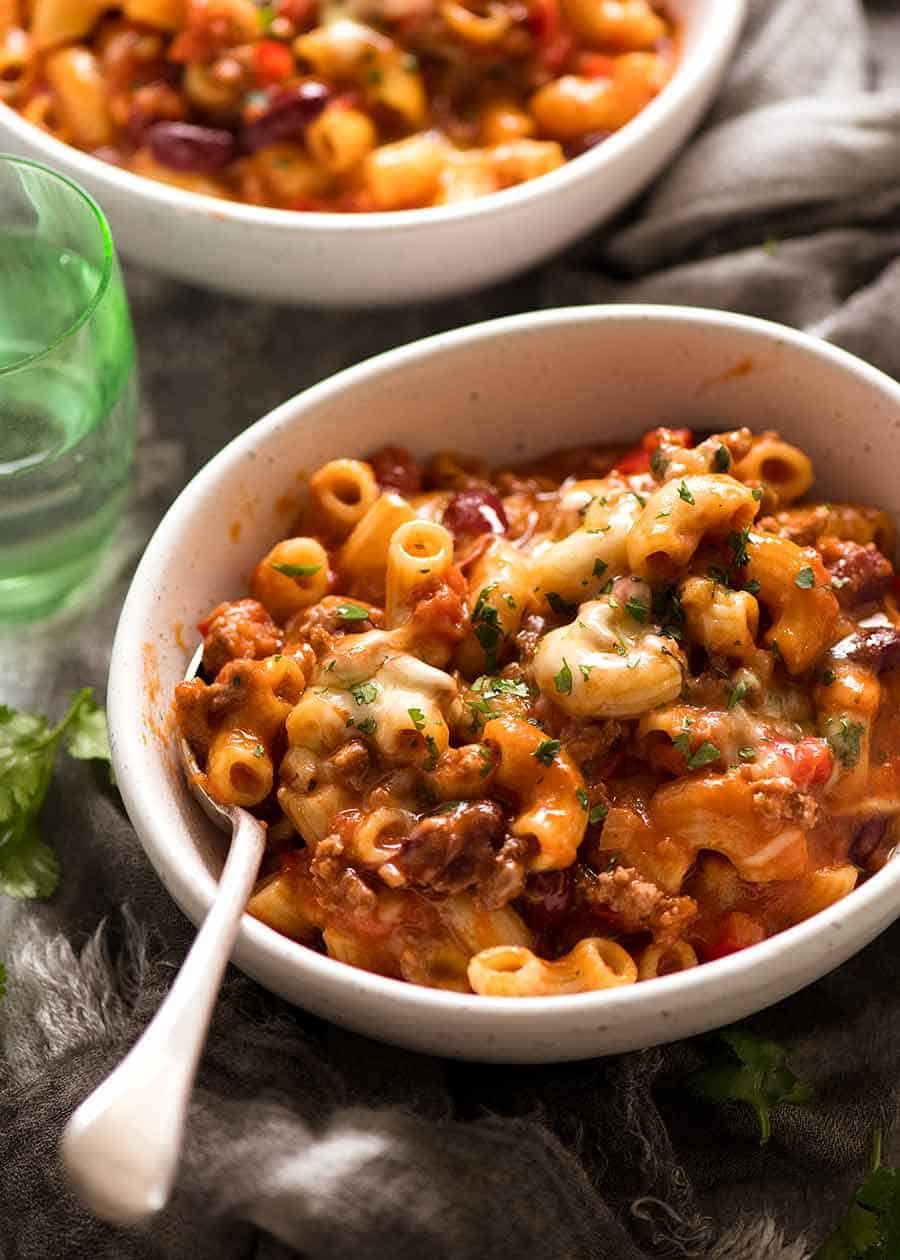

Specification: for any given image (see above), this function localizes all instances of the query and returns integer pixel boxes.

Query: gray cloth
[2,1,900,1256]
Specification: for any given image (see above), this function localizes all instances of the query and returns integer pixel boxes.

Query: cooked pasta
[11,0,678,212]
[174,424,900,995]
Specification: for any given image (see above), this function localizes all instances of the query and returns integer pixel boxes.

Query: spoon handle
[60,810,267,1225]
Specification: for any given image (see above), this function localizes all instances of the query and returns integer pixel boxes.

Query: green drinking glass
[0,155,138,623]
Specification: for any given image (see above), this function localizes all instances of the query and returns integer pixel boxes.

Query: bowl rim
[0,0,745,236]
[110,303,900,1027]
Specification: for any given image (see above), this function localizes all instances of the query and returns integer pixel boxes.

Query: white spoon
[60,645,267,1224]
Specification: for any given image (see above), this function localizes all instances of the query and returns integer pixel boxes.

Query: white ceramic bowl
[109,306,900,1062]
[0,1,744,305]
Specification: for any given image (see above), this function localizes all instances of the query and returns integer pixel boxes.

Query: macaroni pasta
[174,425,900,995]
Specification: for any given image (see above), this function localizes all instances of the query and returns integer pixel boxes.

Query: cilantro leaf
[814,1130,900,1259]
[729,527,752,569]
[271,562,321,578]
[727,681,748,711]
[795,565,816,590]
[686,1025,813,1144]
[825,715,865,769]
[687,742,721,770]
[678,481,695,505]
[534,739,561,766]
[713,445,731,473]
[576,787,589,811]
[553,658,573,695]
[349,681,378,706]
[589,803,609,825]
[624,596,649,624]
[335,602,370,622]
[0,690,112,901]
[592,558,608,579]
[408,707,426,731]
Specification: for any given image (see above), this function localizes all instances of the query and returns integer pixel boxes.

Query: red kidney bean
[518,870,574,942]
[240,81,331,153]
[369,445,422,495]
[147,121,236,172]
[443,488,508,536]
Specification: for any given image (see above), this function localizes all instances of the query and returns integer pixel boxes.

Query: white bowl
[109,305,900,1062]
[0,1,743,305]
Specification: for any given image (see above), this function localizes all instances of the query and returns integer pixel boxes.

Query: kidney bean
[240,82,331,153]
[517,870,574,943]
[369,445,422,495]
[443,488,508,536]
[147,121,236,172]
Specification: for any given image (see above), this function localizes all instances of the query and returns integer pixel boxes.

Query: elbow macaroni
[174,425,899,996]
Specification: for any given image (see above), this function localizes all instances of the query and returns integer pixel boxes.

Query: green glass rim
[0,153,115,377]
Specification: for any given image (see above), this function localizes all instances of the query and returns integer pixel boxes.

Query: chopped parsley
[336,602,370,622]
[271,561,321,578]
[253,743,265,759]
[653,584,684,640]
[751,487,764,501]
[592,558,608,579]
[534,739,560,766]
[677,481,695,505]
[624,596,649,624]
[713,445,731,472]
[503,593,517,608]
[589,803,609,825]
[474,675,530,700]
[822,669,836,687]
[745,578,762,596]
[727,680,748,710]
[729,527,752,568]
[349,681,378,706]
[546,591,577,618]
[831,575,852,590]
[738,746,757,762]
[407,707,426,731]
[825,715,864,768]
[576,787,589,811]
[424,735,439,770]
[795,565,816,589]
[631,491,647,508]
[472,585,503,669]
[355,716,377,735]
[613,642,628,658]
[656,509,672,519]
[553,658,573,695]
[478,744,493,777]
[672,729,721,770]
[579,663,595,681]
[708,565,732,587]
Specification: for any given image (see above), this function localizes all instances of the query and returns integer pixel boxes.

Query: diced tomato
[614,426,693,475]
[771,737,834,790]
[254,40,295,87]
[577,52,616,78]
[705,911,765,961]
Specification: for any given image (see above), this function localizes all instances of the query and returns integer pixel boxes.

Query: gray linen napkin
[2,1,900,1256]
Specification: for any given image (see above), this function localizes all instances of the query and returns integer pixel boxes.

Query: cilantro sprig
[815,1129,900,1259]
[0,690,112,899]
[686,1025,813,1144]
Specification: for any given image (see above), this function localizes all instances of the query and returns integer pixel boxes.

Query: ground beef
[173,661,249,760]
[329,740,371,793]
[515,612,548,664]
[817,538,893,609]
[199,598,283,677]
[310,834,378,918]
[380,801,535,908]
[556,719,624,776]
[284,596,384,655]
[831,625,900,674]
[577,864,697,943]
[750,776,819,830]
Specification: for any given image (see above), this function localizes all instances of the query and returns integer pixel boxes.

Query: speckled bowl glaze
[0,0,744,305]
[109,306,900,1062]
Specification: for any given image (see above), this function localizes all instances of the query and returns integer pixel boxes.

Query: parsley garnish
[686,1025,813,1145]
[408,707,426,731]
[727,680,748,710]
[751,487,764,501]
[546,592,577,618]
[729,527,751,568]
[424,735,439,770]
[831,575,852,590]
[356,716,377,735]
[253,744,265,759]
[738,746,756,762]
[713,445,731,472]
[474,675,530,700]
[592,558,608,579]
[672,729,720,770]
[825,715,864,768]
[822,669,836,686]
[678,481,695,505]
[271,561,321,578]
[553,659,573,695]
[589,803,609,825]
[478,744,493,777]
[795,565,816,589]
[0,690,112,899]
[745,578,762,595]
[708,565,732,587]
[336,602,370,621]
[631,491,647,508]
[349,681,378,706]
[625,596,649,624]
[576,787,589,811]
[534,739,560,766]
[652,584,684,640]
[472,585,503,669]
[579,663,595,681]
